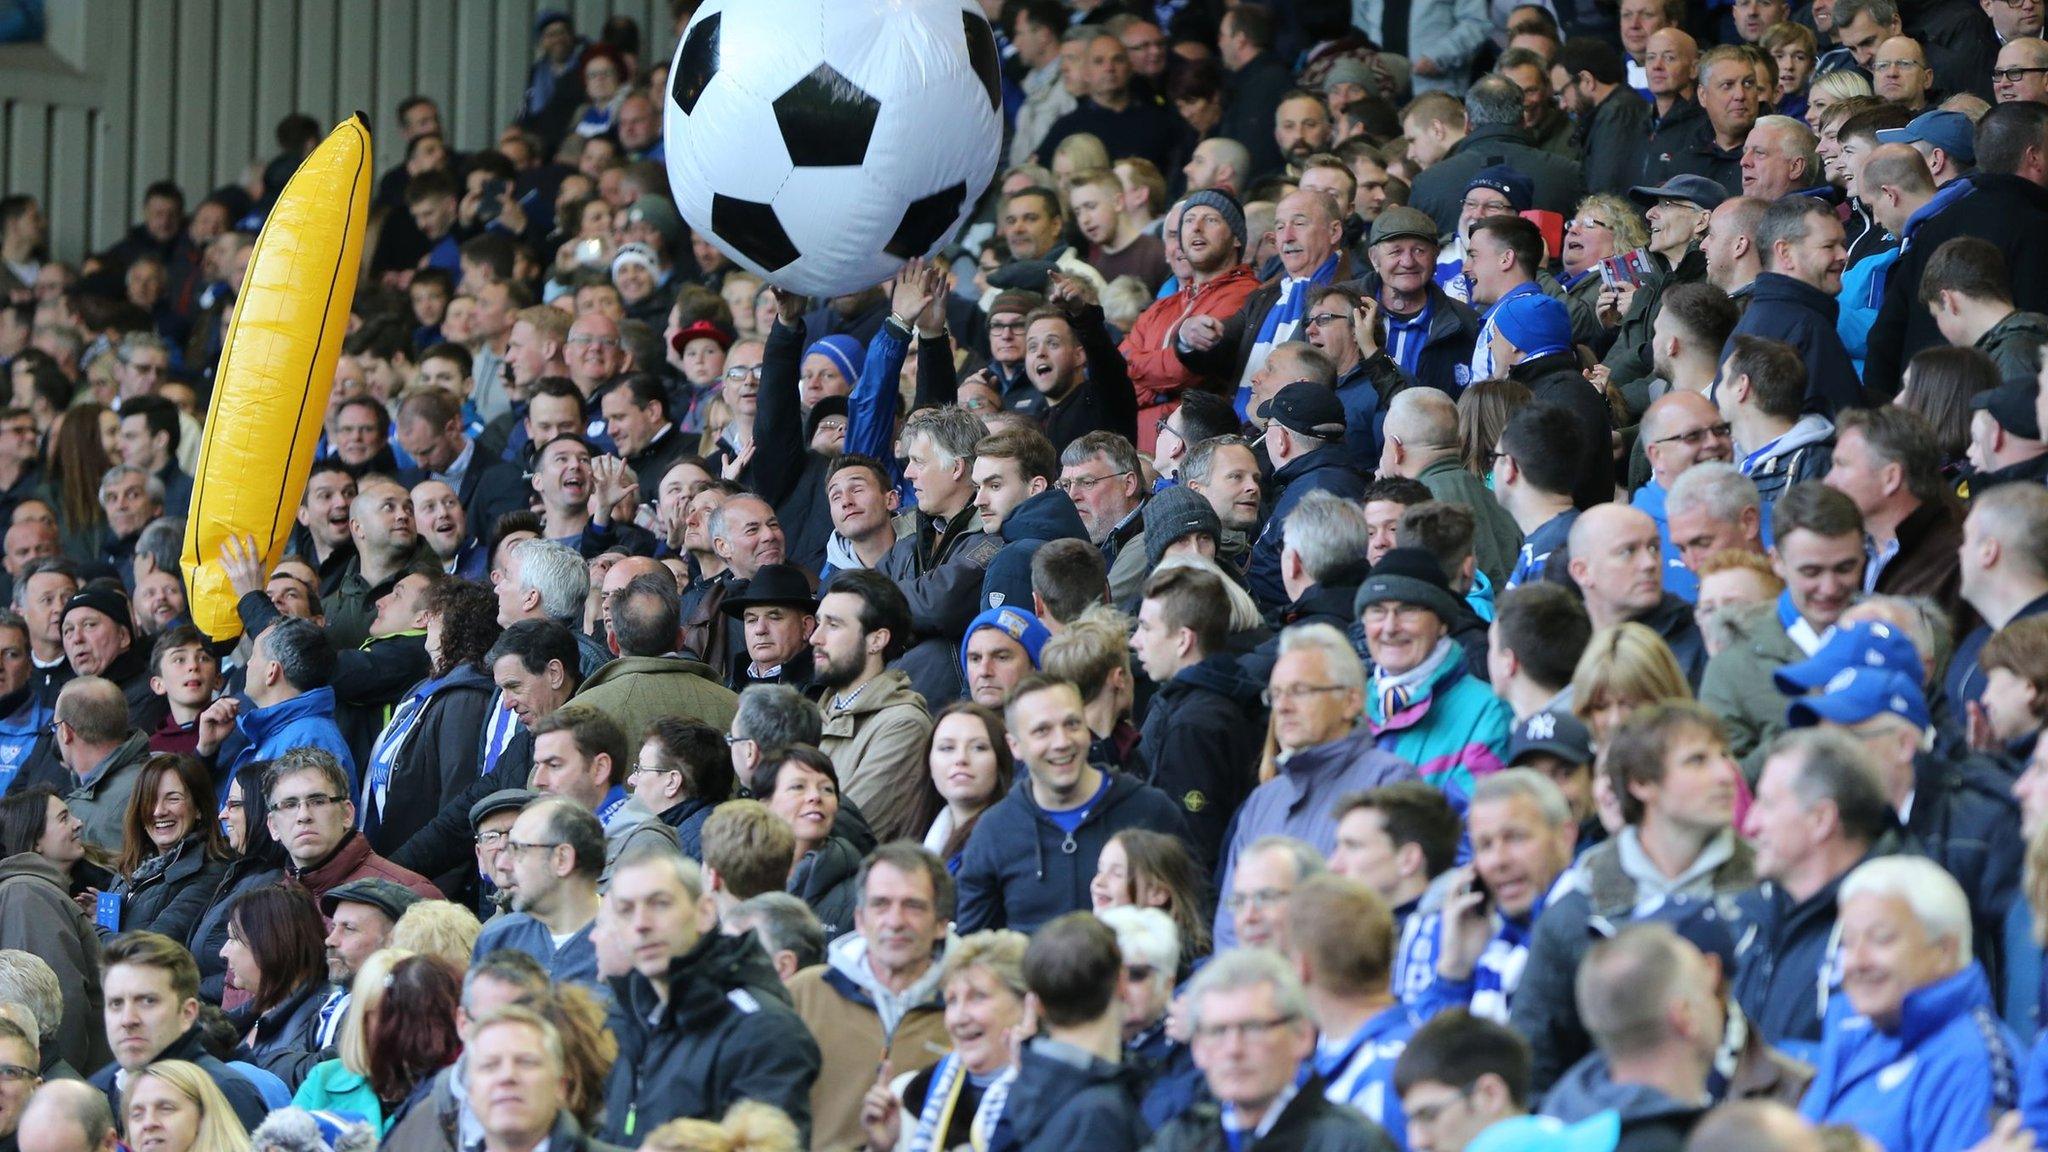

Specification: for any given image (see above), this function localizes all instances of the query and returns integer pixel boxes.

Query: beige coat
[819,669,932,843]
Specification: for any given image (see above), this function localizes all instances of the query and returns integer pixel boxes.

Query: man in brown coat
[810,571,933,844]
[1823,407,1968,631]
[788,844,955,1152]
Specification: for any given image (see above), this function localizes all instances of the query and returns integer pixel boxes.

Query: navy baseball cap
[1631,893,1740,970]
[1773,620,1923,694]
[1877,109,1976,165]
[1972,371,2043,441]
[1786,667,1931,730]
[1508,710,1594,767]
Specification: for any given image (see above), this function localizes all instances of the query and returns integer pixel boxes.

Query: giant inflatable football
[662,0,1004,297]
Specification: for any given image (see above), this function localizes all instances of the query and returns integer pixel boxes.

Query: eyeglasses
[1261,683,1350,705]
[814,418,848,434]
[1223,887,1292,913]
[1192,1014,1298,1043]
[724,732,754,747]
[505,839,563,858]
[1303,311,1349,329]
[1154,417,1181,440]
[1993,66,2048,81]
[1362,603,1436,626]
[1653,422,1732,447]
[724,366,763,383]
[1872,59,1924,72]
[1056,470,1132,494]
[271,794,347,815]
[0,1064,34,1083]
[566,335,620,348]
[1461,198,1515,215]
[476,829,512,850]
[1566,216,1613,233]
[988,319,1029,334]
[628,762,680,779]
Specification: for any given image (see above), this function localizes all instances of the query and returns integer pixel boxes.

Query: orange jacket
[1119,264,1261,452]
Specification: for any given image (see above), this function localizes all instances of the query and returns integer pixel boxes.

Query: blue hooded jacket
[979,488,1090,613]
[954,769,1190,935]
[1799,964,2020,1152]
[1247,444,1369,611]
[225,686,357,793]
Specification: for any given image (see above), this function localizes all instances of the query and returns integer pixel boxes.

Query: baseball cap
[1785,667,1931,730]
[1508,710,1594,768]
[1877,109,1976,165]
[1773,619,1923,694]
[1631,893,1740,970]
[1368,205,1440,247]
[1257,382,1348,439]
[1627,174,1728,210]
[1972,371,2042,441]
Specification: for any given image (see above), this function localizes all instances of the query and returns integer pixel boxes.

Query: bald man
[1635,390,1733,602]
[1567,503,1708,682]
[1873,36,1934,110]
[1379,388,1524,587]
[17,1080,119,1152]
[1994,37,2048,104]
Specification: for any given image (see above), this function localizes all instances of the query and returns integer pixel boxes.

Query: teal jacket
[1367,650,1513,817]
[292,1059,388,1134]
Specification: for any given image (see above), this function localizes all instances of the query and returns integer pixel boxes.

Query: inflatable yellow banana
[181,114,372,641]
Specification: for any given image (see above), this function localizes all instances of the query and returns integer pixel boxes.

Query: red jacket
[289,830,443,908]
[1120,265,1261,453]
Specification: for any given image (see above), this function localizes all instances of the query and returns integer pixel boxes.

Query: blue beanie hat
[1492,292,1572,359]
[960,606,1051,676]
[804,335,864,388]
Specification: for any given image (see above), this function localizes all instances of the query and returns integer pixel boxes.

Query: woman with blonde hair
[641,1102,802,1152]
[390,899,483,969]
[861,930,1031,1152]
[123,1059,251,1152]
[1570,622,1692,747]
[289,948,414,1132]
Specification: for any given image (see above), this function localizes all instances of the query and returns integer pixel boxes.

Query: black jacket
[956,770,1191,934]
[993,1040,1151,1152]
[1725,273,1862,416]
[230,977,328,1089]
[1507,352,1615,510]
[1638,593,1708,688]
[790,834,863,940]
[1340,273,1483,397]
[1581,86,1656,196]
[1410,124,1589,229]
[602,929,821,1146]
[1143,1079,1397,1152]
[1040,303,1140,453]
[362,663,497,898]
[187,857,286,1003]
[1909,751,2024,966]
[90,1025,270,1132]
[110,834,228,943]
[1218,52,1297,178]
[1139,653,1265,870]
[749,320,834,573]
[1866,172,2048,403]
[1630,98,1715,188]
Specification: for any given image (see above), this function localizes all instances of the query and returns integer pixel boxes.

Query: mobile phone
[576,237,606,266]
[95,890,122,932]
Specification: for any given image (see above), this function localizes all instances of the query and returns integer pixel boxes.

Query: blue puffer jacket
[1799,964,2020,1152]
[954,770,1190,935]
[0,688,51,795]
[224,687,357,793]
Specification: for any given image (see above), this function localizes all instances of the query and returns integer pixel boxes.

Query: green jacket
[1415,457,1523,589]
[572,655,739,748]
[1698,600,1806,780]
[293,1059,388,1134]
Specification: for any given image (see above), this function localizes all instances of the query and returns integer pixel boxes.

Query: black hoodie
[980,488,1090,613]
[603,929,820,1146]
[993,1039,1151,1152]
[1139,652,1267,868]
